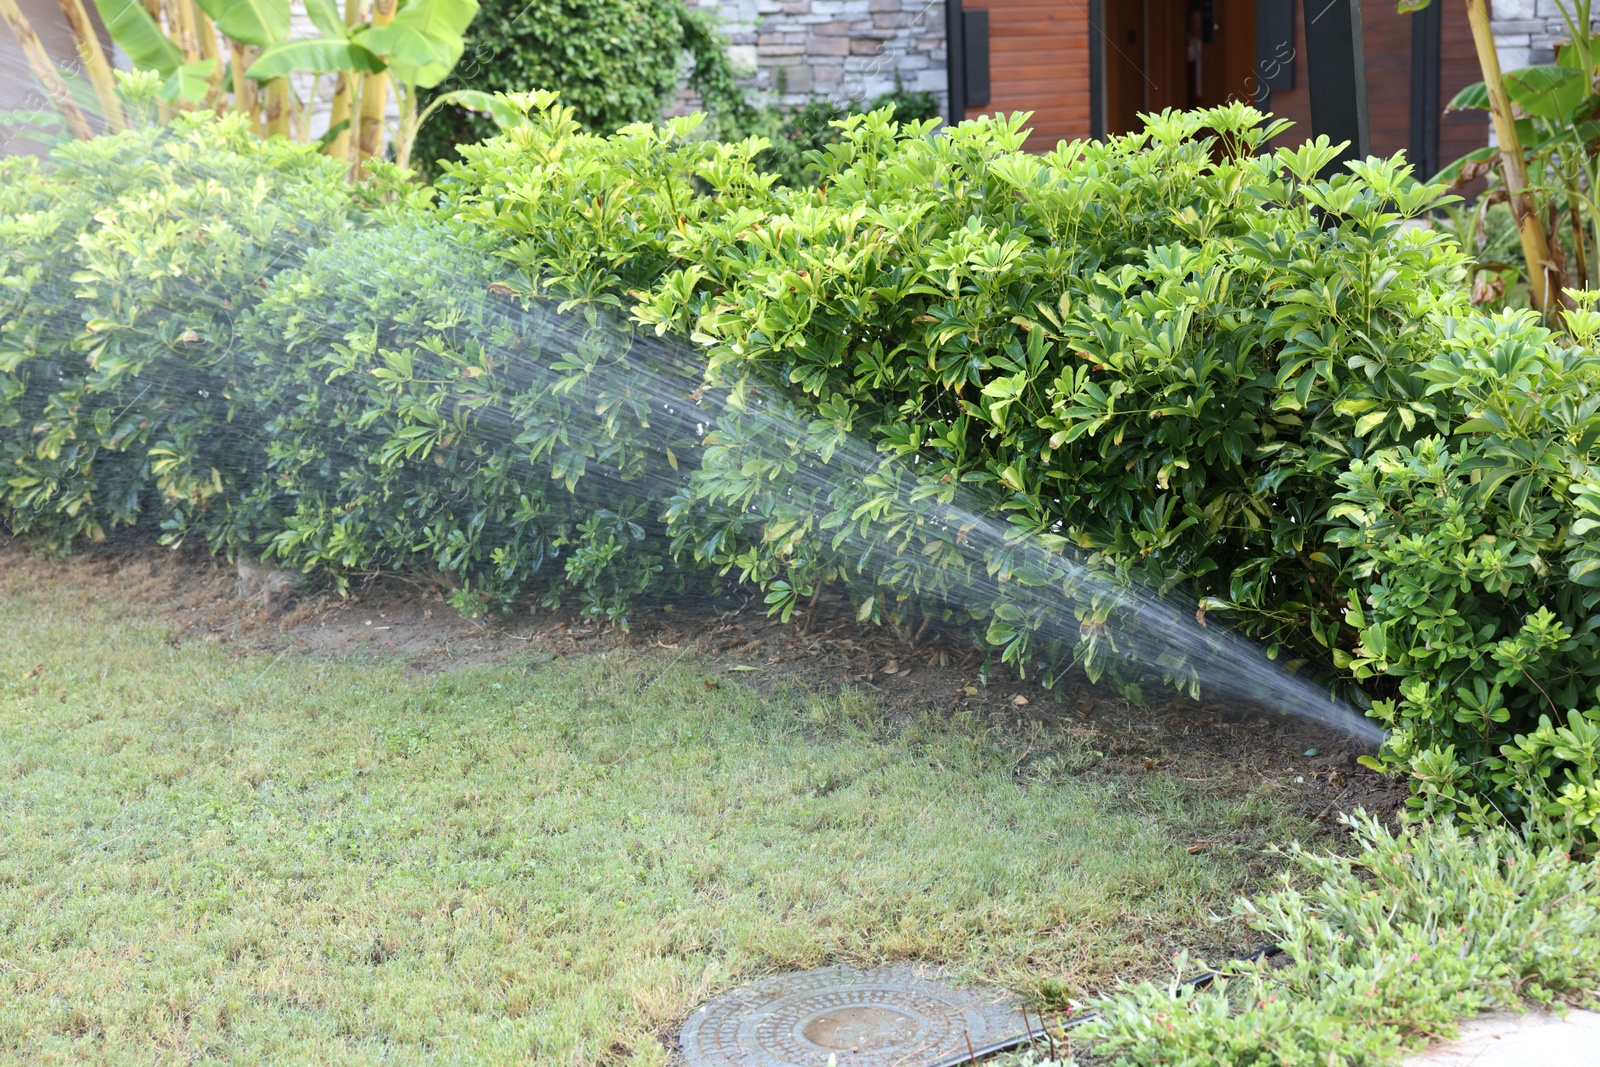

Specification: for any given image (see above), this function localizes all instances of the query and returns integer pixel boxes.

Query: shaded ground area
[0,538,1400,1065]
[8,538,1402,833]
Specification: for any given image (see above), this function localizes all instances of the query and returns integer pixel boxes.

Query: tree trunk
[0,0,94,139]
[1465,0,1559,311]
[232,40,260,133]
[357,0,397,167]
[54,0,125,131]
[323,0,364,160]
[263,76,291,137]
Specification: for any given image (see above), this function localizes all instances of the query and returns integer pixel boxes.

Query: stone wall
[687,0,947,113]
[1489,0,1599,70]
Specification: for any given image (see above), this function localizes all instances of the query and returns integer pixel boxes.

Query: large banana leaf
[380,49,458,90]
[246,38,384,79]
[387,0,478,49]
[192,0,291,48]
[1446,81,1490,113]
[157,59,218,105]
[430,89,531,130]
[1503,65,1588,124]
[1448,60,1596,125]
[92,0,183,75]
[302,0,347,38]
[359,0,476,86]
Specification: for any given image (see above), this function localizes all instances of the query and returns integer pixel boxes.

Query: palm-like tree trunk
[54,0,125,131]
[357,0,396,165]
[0,0,94,139]
[1464,0,1560,310]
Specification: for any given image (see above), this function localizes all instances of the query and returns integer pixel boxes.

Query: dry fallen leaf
[23,663,45,678]
[1186,843,1206,855]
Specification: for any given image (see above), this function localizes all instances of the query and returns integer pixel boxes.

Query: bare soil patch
[0,534,1404,836]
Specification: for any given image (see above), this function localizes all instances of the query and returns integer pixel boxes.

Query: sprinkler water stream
[5,219,1386,745]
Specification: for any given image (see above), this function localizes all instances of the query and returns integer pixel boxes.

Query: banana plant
[77,0,475,174]
[1403,0,1586,313]
[1439,5,1600,298]
[244,0,477,169]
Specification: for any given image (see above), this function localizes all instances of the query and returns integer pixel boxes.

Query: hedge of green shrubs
[2,100,1597,833]
[0,114,695,620]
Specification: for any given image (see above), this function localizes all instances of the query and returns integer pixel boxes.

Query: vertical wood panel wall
[960,0,1486,170]
[1253,0,1484,172]
[1363,0,1413,157]
[957,0,1091,149]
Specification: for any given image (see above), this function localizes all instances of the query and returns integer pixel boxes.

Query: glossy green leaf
[246,38,385,80]
[303,0,348,39]
[157,59,218,105]
[430,89,530,129]
[1445,81,1490,113]
[359,0,477,86]
[193,0,291,46]
[1504,64,1587,123]
[92,0,183,75]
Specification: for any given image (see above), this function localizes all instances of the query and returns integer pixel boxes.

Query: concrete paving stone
[1404,1009,1600,1066]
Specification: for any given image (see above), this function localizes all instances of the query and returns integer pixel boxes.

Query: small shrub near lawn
[0,114,692,622]
[1027,814,1600,1067]
[1329,306,1600,830]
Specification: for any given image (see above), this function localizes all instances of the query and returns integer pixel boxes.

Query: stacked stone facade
[686,0,947,113]
[1490,0,1600,70]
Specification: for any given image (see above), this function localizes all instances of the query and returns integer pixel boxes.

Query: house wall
[1257,0,1484,177]
[956,0,1090,146]
[685,0,950,113]
[1490,0,1597,69]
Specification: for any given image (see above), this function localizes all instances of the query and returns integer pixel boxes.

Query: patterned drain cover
[679,964,1024,1067]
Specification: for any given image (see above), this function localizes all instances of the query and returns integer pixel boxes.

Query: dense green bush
[413,0,747,172]
[6,97,1599,826]
[448,98,1464,682]
[0,114,694,622]
[1330,307,1600,829]
[441,93,1596,826]
[235,217,699,617]
[0,114,406,551]
[746,86,941,188]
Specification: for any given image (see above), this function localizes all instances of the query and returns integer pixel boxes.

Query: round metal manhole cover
[679,964,1024,1067]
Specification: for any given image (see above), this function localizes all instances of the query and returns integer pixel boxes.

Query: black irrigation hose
[926,946,1285,1067]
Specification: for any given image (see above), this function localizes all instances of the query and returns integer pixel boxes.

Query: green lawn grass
[0,564,1311,1065]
